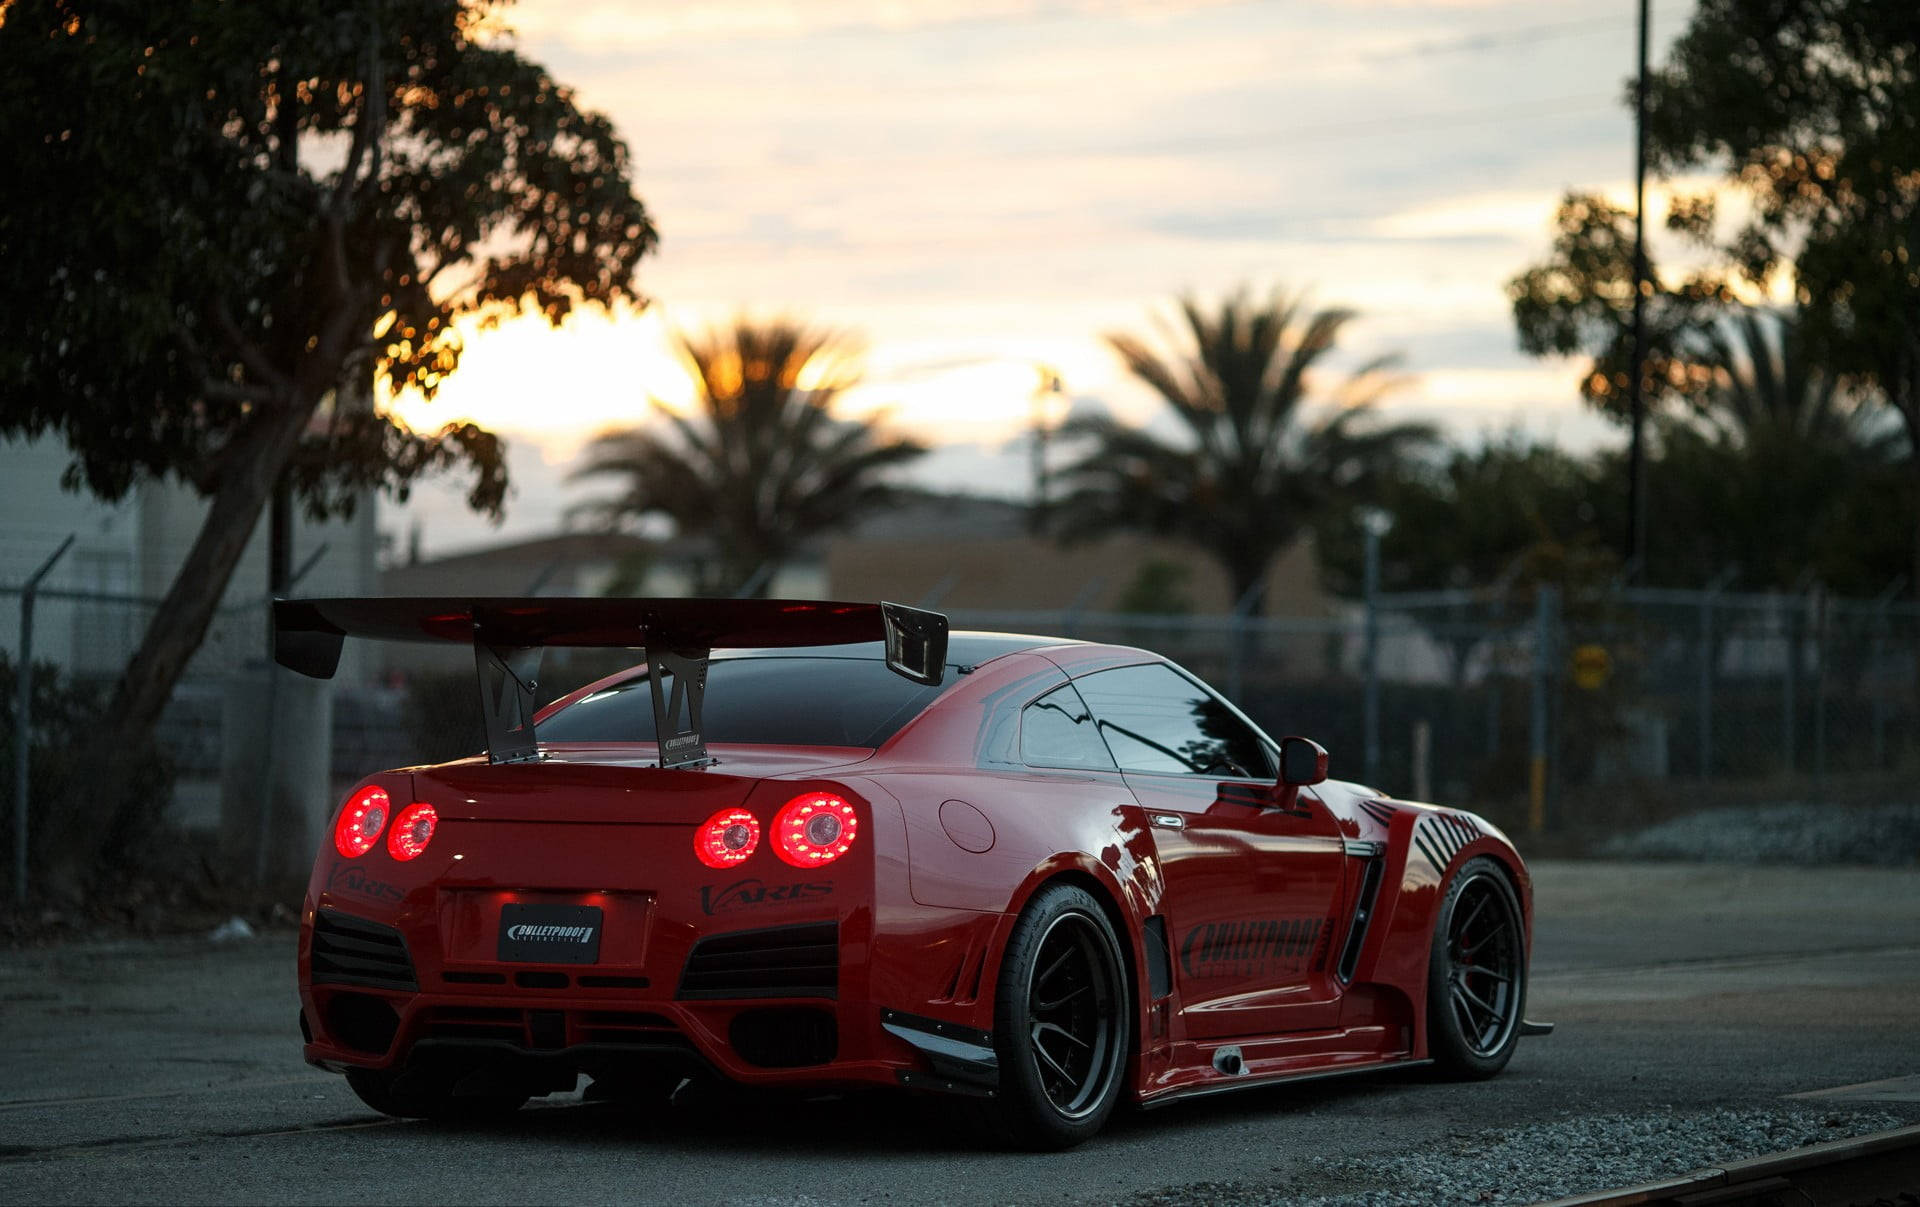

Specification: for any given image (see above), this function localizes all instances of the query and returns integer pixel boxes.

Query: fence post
[1411,718,1431,802]
[1781,591,1797,776]
[1697,590,1714,779]
[1812,587,1827,788]
[1528,585,1557,836]
[14,534,76,905]
[254,544,330,885]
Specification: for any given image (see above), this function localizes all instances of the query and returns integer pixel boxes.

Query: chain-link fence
[7,580,1917,897]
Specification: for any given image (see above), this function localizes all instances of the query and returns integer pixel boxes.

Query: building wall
[1,433,380,682]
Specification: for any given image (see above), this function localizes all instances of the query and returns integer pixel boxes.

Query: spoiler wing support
[882,601,947,686]
[644,647,712,769]
[475,639,542,765]
[272,596,947,769]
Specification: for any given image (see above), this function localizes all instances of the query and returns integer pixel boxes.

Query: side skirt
[1137,1055,1431,1111]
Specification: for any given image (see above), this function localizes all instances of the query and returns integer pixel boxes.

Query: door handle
[1149,813,1184,830]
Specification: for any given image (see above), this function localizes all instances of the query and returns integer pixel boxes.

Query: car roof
[717,630,1075,667]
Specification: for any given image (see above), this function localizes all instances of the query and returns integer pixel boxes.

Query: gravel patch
[1600,802,1920,866]
[1123,1106,1908,1206]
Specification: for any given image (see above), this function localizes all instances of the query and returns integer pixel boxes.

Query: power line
[1113,93,1617,158]
[647,92,1619,180]
[1367,14,1629,61]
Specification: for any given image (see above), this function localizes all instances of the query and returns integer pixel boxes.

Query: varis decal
[699,878,833,916]
[1180,917,1324,979]
[327,860,403,904]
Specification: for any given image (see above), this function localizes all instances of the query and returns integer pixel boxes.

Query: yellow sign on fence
[1570,643,1612,690]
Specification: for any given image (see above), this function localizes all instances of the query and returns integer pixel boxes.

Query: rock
[206,916,255,943]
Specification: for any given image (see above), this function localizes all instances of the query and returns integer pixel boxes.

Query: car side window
[1073,663,1273,778]
[1021,683,1118,771]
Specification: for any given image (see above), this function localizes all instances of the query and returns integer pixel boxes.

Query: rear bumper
[298,900,1009,1095]
[302,988,916,1091]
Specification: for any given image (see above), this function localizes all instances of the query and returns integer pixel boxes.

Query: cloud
[378,0,1705,557]
[503,0,1262,52]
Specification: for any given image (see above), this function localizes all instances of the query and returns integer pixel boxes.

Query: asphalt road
[3,860,1917,1205]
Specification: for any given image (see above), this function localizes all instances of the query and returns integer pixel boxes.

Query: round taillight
[696,807,762,869]
[333,786,390,859]
[387,802,438,862]
[772,792,859,867]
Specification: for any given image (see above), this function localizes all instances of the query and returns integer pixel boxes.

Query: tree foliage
[572,320,926,597]
[1315,434,1610,599]
[1641,310,1908,592]
[1054,287,1435,602]
[1,0,652,510]
[0,0,655,891]
[1508,193,1730,421]
[1645,0,1920,429]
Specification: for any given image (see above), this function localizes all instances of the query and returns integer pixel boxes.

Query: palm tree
[1689,308,1896,455]
[1651,307,1906,592]
[1054,287,1435,603]
[572,319,925,596]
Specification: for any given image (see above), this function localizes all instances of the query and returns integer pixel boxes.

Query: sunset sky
[383,0,1703,558]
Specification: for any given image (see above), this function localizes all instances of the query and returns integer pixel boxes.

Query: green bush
[0,652,175,892]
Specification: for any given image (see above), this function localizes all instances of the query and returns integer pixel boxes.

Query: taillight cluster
[332,786,437,862]
[695,793,861,869]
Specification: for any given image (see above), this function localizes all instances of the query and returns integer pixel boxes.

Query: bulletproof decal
[1179,917,1324,980]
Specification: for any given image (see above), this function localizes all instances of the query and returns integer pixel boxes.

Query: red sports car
[277,597,1545,1149]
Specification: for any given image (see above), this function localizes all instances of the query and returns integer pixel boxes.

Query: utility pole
[1626,0,1651,579]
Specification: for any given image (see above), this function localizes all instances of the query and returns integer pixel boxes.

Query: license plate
[497,903,603,964]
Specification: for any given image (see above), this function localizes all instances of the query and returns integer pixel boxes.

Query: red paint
[297,639,1533,1117]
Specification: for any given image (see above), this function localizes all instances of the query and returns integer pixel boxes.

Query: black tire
[1425,856,1526,1079]
[345,1065,529,1121]
[973,883,1130,1150]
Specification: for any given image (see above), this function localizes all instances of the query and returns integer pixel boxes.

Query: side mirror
[1278,736,1328,787]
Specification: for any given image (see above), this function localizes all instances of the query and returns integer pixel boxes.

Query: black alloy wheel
[977,883,1130,1149]
[1426,855,1526,1079]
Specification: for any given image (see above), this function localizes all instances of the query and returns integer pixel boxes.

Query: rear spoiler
[272,597,949,769]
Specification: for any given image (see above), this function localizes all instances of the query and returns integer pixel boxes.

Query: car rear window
[538,656,951,749]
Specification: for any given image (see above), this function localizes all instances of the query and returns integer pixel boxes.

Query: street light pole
[1626,0,1652,579]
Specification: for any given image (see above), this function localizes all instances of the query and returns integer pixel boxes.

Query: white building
[1,433,380,684]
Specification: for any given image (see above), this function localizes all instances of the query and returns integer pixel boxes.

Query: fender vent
[1337,855,1386,983]
[677,922,839,1000]
[1142,915,1172,1000]
[311,909,417,991]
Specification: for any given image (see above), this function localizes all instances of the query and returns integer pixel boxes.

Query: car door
[1072,662,1349,1038]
